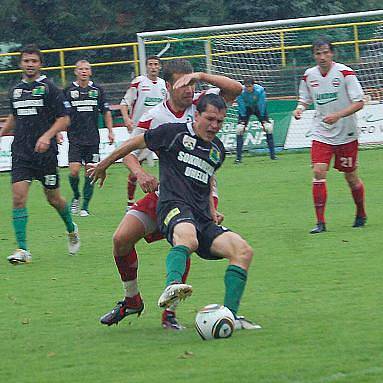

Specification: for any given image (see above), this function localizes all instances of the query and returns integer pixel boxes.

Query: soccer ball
[195,304,235,340]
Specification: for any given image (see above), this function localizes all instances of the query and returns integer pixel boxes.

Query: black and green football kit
[144,122,228,260]
[64,81,110,164]
[9,75,70,189]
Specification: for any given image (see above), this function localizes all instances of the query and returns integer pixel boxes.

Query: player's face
[167,73,195,109]
[146,59,161,79]
[75,63,92,81]
[194,104,226,142]
[313,44,334,73]
[20,53,41,80]
[245,84,254,93]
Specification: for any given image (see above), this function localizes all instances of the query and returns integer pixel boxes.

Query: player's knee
[113,231,129,251]
[70,169,79,177]
[231,239,253,267]
[46,194,61,208]
[313,169,326,180]
[12,195,26,209]
[240,241,253,265]
[174,237,198,252]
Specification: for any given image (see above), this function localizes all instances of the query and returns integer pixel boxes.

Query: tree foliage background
[1,0,381,48]
[0,1,381,90]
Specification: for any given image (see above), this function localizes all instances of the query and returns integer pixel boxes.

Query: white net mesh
[139,13,383,150]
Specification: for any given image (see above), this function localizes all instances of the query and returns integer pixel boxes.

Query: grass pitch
[0,150,382,383]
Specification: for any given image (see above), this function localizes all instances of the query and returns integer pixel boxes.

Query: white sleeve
[130,127,150,158]
[298,73,313,105]
[120,86,137,110]
[345,75,364,102]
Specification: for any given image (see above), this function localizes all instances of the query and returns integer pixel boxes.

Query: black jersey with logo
[64,81,110,145]
[144,122,225,220]
[9,75,70,163]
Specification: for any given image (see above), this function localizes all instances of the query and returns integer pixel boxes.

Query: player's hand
[293,109,303,120]
[56,132,64,145]
[136,171,159,193]
[108,131,115,145]
[87,162,107,187]
[124,117,134,132]
[216,211,225,225]
[323,112,341,125]
[35,134,51,153]
[173,72,201,89]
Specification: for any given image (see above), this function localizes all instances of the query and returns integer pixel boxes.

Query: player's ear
[166,81,172,92]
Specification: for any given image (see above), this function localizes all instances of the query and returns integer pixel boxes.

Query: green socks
[69,175,80,199]
[224,265,248,316]
[12,208,28,250]
[57,203,75,232]
[166,245,190,286]
[82,176,94,211]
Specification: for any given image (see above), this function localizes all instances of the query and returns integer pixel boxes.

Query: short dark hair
[196,93,227,114]
[162,58,193,83]
[312,38,334,52]
[20,44,43,63]
[243,77,255,86]
[146,55,161,65]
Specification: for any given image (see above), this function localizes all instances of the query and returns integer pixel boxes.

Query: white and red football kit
[120,75,166,126]
[299,62,364,145]
[299,62,364,172]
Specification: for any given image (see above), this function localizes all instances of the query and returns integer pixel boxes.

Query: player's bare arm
[209,176,224,225]
[173,72,242,104]
[293,102,309,120]
[35,115,70,153]
[322,100,364,124]
[120,105,134,131]
[104,110,115,144]
[124,153,159,193]
[89,134,147,187]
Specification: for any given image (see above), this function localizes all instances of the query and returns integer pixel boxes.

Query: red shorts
[311,140,358,173]
[131,191,159,221]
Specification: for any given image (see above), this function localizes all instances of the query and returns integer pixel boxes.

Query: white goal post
[137,11,383,150]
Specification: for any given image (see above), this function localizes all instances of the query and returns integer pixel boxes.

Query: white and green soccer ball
[195,304,235,340]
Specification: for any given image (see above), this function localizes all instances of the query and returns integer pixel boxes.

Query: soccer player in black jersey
[64,60,114,216]
[90,94,260,330]
[0,45,80,264]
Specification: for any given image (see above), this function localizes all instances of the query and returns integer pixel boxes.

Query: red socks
[312,179,327,223]
[114,248,138,282]
[351,182,366,218]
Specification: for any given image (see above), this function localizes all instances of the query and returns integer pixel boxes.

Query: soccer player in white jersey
[293,38,366,234]
[120,56,167,209]
[98,58,242,330]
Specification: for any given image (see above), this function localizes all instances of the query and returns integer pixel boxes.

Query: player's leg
[7,179,32,264]
[345,171,367,227]
[100,208,155,326]
[68,143,82,214]
[209,230,260,329]
[44,187,80,255]
[263,121,277,160]
[335,141,366,227]
[157,207,197,309]
[81,147,99,216]
[41,165,80,255]
[310,140,332,233]
[235,115,249,163]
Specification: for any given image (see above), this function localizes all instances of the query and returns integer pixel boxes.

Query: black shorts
[11,158,60,190]
[158,202,230,260]
[68,143,100,164]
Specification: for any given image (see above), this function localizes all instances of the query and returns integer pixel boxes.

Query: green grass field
[1,151,382,383]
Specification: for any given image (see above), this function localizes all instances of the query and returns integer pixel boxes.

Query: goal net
[137,11,383,151]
